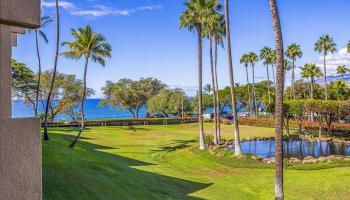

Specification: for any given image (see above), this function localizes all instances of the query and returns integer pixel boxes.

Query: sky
[12,0,350,97]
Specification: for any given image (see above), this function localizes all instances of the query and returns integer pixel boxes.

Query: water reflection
[232,140,350,159]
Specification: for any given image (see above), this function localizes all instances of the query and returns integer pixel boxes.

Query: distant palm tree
[43,0,60,141]
[33,16,53,117]
[270,49,277,85]
[336,65,349,79]
[248,52,259,115]
[347,41,350,53]
[203,84,212,94]
[315,35,337,100]
[224,0,242,155]
[260,46,274,105]
[213,15,225,141]
[62,25,112,148]
[269,0,284,198]
[240,54,251,116]
[283,59,292,89]
[180,0,220,150]
[300,63,323,99]
[285,43,302,100]
[333,80,348,100]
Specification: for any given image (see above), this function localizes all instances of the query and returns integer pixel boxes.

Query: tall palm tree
[248,52,259,115]
[240,54,251,116]
[315,35,337,100]
[271,49,277,85]
[180,0,219,150]
[224,0,242,155]
[336,65,349,79]
[33,16,53,117]
[283,59,292,89]
[213,15,225,141]
[300,63,323,99]
[285,43,302,100]
[62,25,112,148]
[269,0,284,199]
[260,46,274,105]
[43,0,60,141]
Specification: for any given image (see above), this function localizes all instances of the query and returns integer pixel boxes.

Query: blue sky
[12,0,350,97]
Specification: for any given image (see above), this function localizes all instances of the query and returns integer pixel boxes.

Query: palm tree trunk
[310,77,314,122]
[34,30,41,117]
[252,64,258,115]
[269,0,284,199]
[225,0,242,156]
[267,65,271,105]
[245,65,251,116]
[70,56,89,148]
[43,0,60,141]
[323,53,328,100]
[214,39,221,141]
[292,59,296,100]
[197,30,205,150]
[209,36,218,145]
[272,64,276,85]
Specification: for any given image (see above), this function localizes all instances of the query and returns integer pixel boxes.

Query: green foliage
[147,89,190,116]
[101,78,165,118]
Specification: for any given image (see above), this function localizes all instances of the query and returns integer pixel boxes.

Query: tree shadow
[124,126,151,132]
[152,139,197,153]
[43,133,210,200]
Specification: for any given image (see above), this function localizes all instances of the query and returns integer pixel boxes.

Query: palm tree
[269,0,284,198]
[336,65,349,79]
[271,49,277,85]
[180,0,220,150]
[224,0,242,155]
[240,54,251,116]
[43,0,60,141]
[300,63,323,99]
[285,43,302,100]
[33,16,53,117]
[213,15,225,141]
[260,46,274,105]
[333,80,348,100]
[315,35,337,100]
[283,59,292,89]
[248,52,259,115]
[62,25,112,148]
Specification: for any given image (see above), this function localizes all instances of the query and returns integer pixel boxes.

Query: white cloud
[41,1,161,17]
[316,48,350,74]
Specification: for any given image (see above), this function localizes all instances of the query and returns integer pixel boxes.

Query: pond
[231,139,350,159]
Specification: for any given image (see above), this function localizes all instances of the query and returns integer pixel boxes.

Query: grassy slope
[44,123,350,200]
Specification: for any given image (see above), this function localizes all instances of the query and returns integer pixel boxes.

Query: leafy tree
[62,25,112,148]
[43,0,60,141]
[285,43,302,100]
[336,65,349,79]
[148,89,189,116]
[180,0,221,150]
[330,80,350,100]
[224,0,242,155]
[101,78,165,118]
[315,35,337,100]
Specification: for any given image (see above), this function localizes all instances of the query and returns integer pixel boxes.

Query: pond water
[231,140,350,159]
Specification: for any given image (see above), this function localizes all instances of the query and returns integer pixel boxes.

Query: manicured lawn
[43,123,350,200]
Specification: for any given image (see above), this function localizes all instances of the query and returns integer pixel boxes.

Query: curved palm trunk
[245,65,251,116]
[266,64,271,105]
[214,40,221,141]
[292,59,296,100]
[252,64,258,115]
[210,36,218,145]
[323,54,328,100]
[225,0,241,156]
[43,0,60,141]
[270,0,285,199]
[70,56,89,148]
[34,30,41,117]
[197,30,205,150]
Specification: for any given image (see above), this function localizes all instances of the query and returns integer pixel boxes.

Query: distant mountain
[315,73,350,86]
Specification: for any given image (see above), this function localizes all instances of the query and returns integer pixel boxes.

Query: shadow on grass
[152,139,197,153]
[124,126,151,132]
[43,133,210,200]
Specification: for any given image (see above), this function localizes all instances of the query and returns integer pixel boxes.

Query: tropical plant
[62,25,112,148]
[43,0,60,141]
[300,63,323,99]
[32,15,53,117]
[336,65,349,79]
[269,0,284,198]
[180,0,221,150]
[248,52,259,115]
[285,43,302,100]
[240,54,251,115]
[315,35,337,100]
[260,46,274,105]
[331,80,349,100]
[224,0,242,155]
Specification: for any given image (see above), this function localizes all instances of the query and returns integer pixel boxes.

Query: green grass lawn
[43,123,350,200]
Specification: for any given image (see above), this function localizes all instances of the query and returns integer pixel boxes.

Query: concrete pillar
[0,25,12,119]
